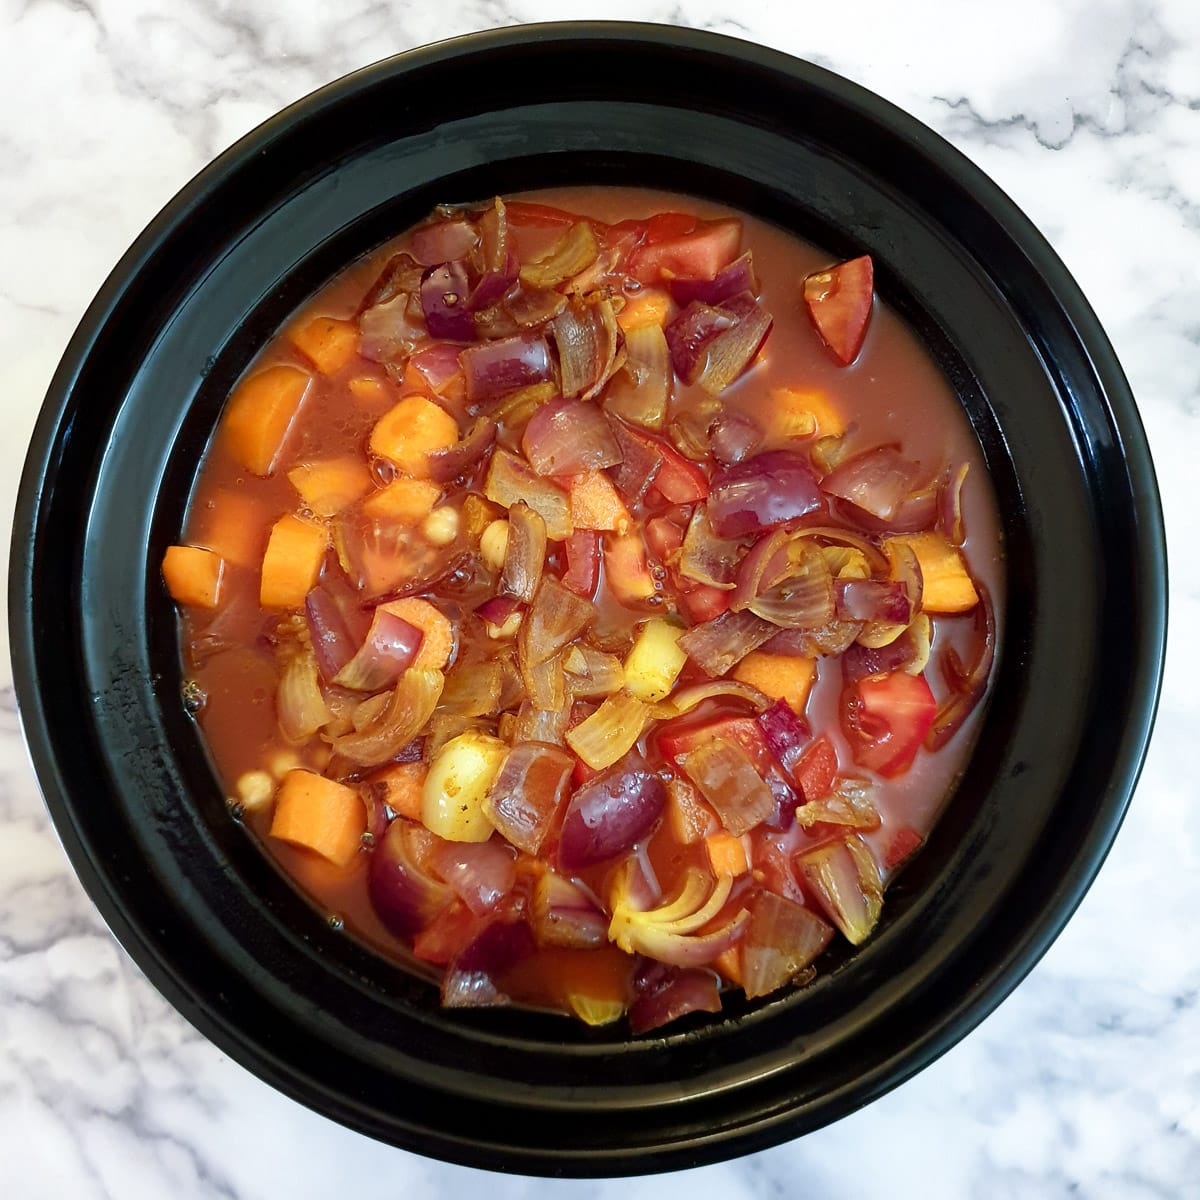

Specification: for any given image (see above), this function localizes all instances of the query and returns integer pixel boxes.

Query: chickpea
[479,519,510,571]
[236,770,275,812]
[421,505,459,547]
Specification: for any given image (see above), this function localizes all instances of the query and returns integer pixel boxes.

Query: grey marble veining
[2,1,1198,1196]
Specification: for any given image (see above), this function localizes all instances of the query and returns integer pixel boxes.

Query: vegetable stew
[165,188,1002,1031]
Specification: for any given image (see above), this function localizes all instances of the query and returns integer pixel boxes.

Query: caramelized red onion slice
[653,680,769,719]
[609,865,748,968]
[757,698,811,779]
[409,342,465,394]
[602,322,671,432]
[729,528,789,611]
[306,575,373,680]
[333,608,425,692]
[412,217,479,266]
[678,609,776,677]
[519,576,596,667]
[709,413,764,465]
[763,618,862,658]
[368,818,454,939]
[749,541,836,629]
[499,501,547,604]
[330,668,444,766]
[694,292,773,395]
[679,504,740,590]
[795,834,883,946]
[856,540,923,649]
[509,700,571,746]
[425,416,497,484]
[564,691,650,771]
[608,418,663,504]
[438,660,502,717]
[466,197,519,313]
[460,333,553,404]
[441,918,536,1008]
[483,448,573,540]
[795,776,880,831]
[522,398,622,475]
[420,260,476,341]
[430,839,517,915]
[667,251,757,307]
[627,961,722,1034]
[940,462,970,546]
[926,583,996,750]
[820,445,924,521]
[665,301,736,383]
[519,221,600,289]
[740,890,833,999]
[551,299,619,401]
[788,526,890,576]
[835,578,912,625]
[707,451,823,538]
[680,736,776,836]
[358,292,424,364]
[532,871,609,949]
[475,594,521,631]
[276,647,332,742]
[557,752,666,871]
[484,741,574,854]
[358,251,423,312]
[521,650,568,712]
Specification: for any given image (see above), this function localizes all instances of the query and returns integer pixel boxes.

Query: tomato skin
[644,212,699,243]
[839,671,937,777]
[561,530,600,598]
[792,734,839,802]
[647,441,710,505]
[803,255,874,366]
[629,219,743,285]
[644,515,686,564]
[677,582,731,625]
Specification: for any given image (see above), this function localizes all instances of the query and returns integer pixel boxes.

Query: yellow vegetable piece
[623,618,687,702]
[767,386,846,440]
[421,731,508,842]
[883,531,980,614]
[568,994,625,1026]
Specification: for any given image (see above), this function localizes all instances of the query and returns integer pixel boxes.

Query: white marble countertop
[2,1,1197,1196]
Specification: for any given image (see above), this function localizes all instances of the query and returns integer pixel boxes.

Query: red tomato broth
[169,187,1003,1029]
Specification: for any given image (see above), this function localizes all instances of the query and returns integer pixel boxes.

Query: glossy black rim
[10,22,1166,1175]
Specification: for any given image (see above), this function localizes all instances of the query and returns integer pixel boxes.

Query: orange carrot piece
[666,777,715,845]
[161,545,224,609]
[190,489,270,567]
[371,762,427,822]
[368,395,459,477]
[348,375,395,408]
[569,470,631,532]
[767,386,846,440]
[362,477,442,525]
[617,288,671,332]
[288,458,374,518]
[378,597,453,670]
[713,945,744,987]
[269,769,365,867]
[884,532,979,614]
[706,830,750,877]
[223,365,312,476]
[260,514,328,609]
[288,316,360,376]
[732,651,817,715]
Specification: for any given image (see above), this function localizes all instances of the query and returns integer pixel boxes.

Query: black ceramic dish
[11,23,1165,1176]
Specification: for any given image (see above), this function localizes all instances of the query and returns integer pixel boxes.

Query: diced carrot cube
[260,514,328,609]
[288,316,359,376]
[884,531,979,614]
[569,470,631,532]
[269,769,365,867]
[348,375,395,408]
[190,488,269,566]
[378,597,453,670]
[666,777,715,845]
[222,365,312,476]
[161,545,224,609]
[361,477,442,525]
[768,386,846,440]
[732,651,817,715]
[617,287,672,332]
[288,458,373,517]
[368,395,459,477]
[370,761,427,822]
[705,830,750,877]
